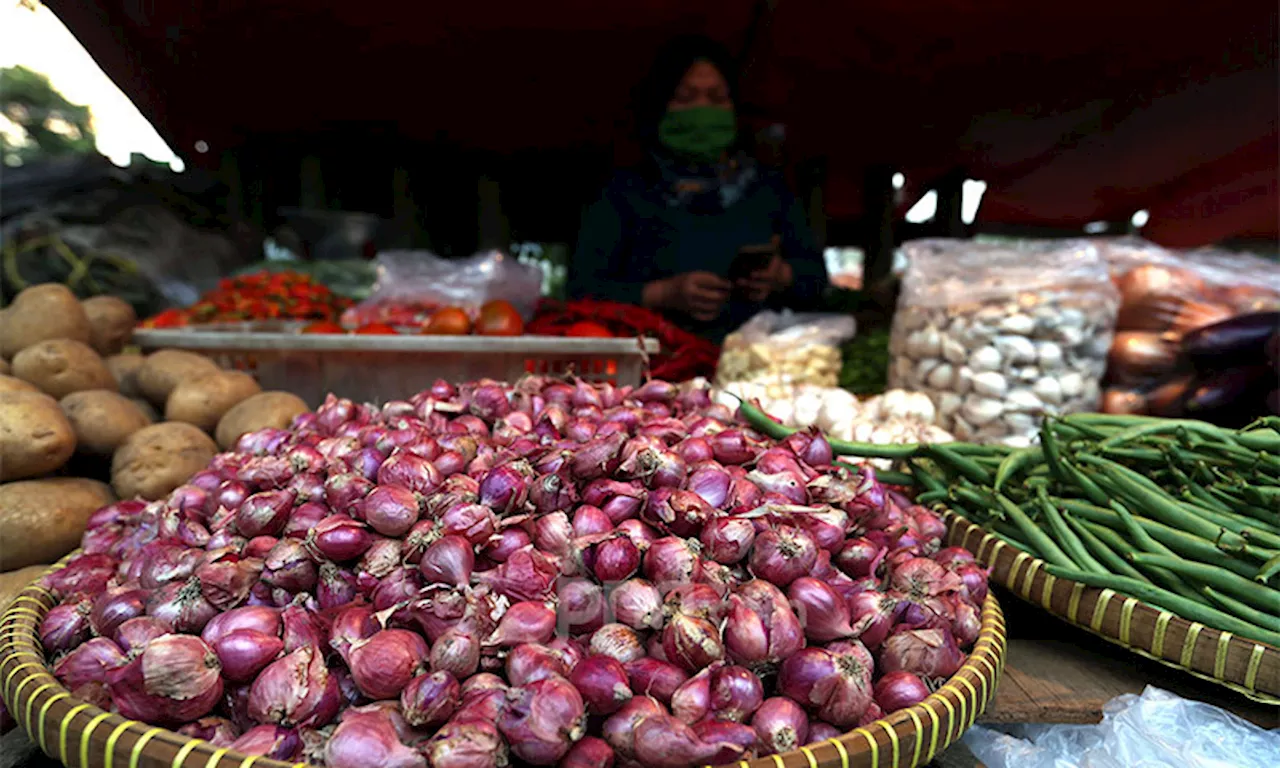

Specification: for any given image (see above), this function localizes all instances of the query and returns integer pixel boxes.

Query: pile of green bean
[738,401,1280,647]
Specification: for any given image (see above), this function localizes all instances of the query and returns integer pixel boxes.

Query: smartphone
[728,243,776,282]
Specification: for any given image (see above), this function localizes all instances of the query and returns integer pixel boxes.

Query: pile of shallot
[34,377,989,768]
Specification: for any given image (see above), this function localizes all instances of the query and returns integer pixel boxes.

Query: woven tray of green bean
[739,403,1280,701]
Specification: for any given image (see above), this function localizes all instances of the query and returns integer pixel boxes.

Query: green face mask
[658,106,737,163]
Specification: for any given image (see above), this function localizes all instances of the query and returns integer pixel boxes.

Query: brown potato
[166,371,262,432]
[0,390,77,481]
[60,389,154,455]
[0,478,115,571]
[11,338,116,399]
[0,283,92,358]
[136,350,219,406]
[112,421,217,500]
[0,374,39,393]
[0,565,48,611]
[106,353,146,398]
[82,296,137,356]
[216,391,309,450]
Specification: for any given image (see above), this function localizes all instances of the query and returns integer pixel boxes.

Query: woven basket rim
[1,554,1006,768]
[943,508,1280,704]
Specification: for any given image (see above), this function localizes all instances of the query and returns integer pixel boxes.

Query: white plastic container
[133,322,659,406]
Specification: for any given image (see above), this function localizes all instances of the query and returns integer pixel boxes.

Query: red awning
[45,1,1278,245]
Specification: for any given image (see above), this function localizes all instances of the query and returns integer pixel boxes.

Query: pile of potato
[0,283,310,575]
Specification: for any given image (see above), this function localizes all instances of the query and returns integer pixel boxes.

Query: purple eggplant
[1178,366,1273,427]
[1183,312,1280,371]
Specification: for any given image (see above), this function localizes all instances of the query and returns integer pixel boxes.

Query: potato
[0,478,115,571]
[0,358,8,375]
[106,353,146,398]
[0,374,39,393]
[11,339,116,399]
[216,391,310,450]
[132,397,161,422]
[0,390,77,481]
[0,565,48,610]
[112,421,217,500]
[136,350,219,406]
[82,295,137,356]
[60,389,154,455]
[0,283,92,358]
[166,371,262,432]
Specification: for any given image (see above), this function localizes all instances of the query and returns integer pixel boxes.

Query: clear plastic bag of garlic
[715,310,855,389]
[714,382,953,469]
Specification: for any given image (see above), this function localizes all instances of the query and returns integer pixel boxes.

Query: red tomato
[423,307,472,335]
[302,321,346,334]
[475,300,524,336]
[354,322,398,335]
[564,321,613,338]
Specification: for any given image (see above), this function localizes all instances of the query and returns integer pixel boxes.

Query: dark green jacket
[569,167,829,342]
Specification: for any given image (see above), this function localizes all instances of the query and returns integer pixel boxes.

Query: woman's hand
[644,271,732,322]
[735,254,794,302]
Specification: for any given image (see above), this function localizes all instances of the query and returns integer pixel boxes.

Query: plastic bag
[888,239,1120,446]
[715,310,856,388]
[343,250,544,327]
[963,685,1280,768]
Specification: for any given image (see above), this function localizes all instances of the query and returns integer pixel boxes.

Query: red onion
[507,642,571,686]
[244,536,278,559]
[686,461,732,509]
[261,538,318,593]
[324,473,374,516]
[42,553,117,598]
[777,642,873,727]
[40,598,92,654]
[561,736,615,768]
[114,616,172,655]
[662,612,724,671]
[147,577,219,633]
[723,582,804,670]
[138,542,202,589]
[349,629,429,700]
[178,717,241,747]
[934,546,977,570]
[424,716,508,768]
[201,605,281,645]
[710,665,765,723]
[548,636,585,672]
[619,439,687,489]
[439,502,499,545]
[309,515,372,562]
[873,670,930,713]
[498,675,587,765]
[478,464,530,514]
[197,555,263,611]
[472,547,558,602]
[481,526,531,563]
[317,563,359,610]
[642,536,701,588]
[949,595,982,646]
[692,720,759,758]
[469,383,512,421]
[836,536,887,579]
[565,418,598,443]
[431,625,481,679]
[236,490,296,538]
[281,606,327,656]
[534,511,574,557]
[615,519,657,551]
[53,637,127,689]
[377,451,442,495]
[486,601,556,647]
[456,686,507,722]
[90,585,148,637]
[583,623,639,664]
[215,480,249,513]
[573,505,615,536]
[787,577,855,642]
[806,720,841,744]
[623,658,687,705]
[248,644,340,727]
[359,537,402,580]
[581,480,647,526]
[231,725,303,761]
[107,634,223,724]
[746,469,808,505]
[880,627,965,679]
[401,670,459,727]
[329,603,379,661]
[670,664,714,723]
[602,695,666,759]
[783,429,833,468]
[214,629,284,682]
[608,579,663,630]
[709,430,761,465]
[418,534,475,587]
[955,563,991,606]
[749,525,818,587]
[284,501,328,540]
[700,516,755,564]
[560,579,607,635]
[570,432,626,481]
[633,713,744,768]
[569,654,634,715]
[589,535,641,582]
[751,696,810,754]
[359,485,422,537]
[528,472,579,516]
[675,437,714,465]
[325,708,425,768]
[911,508,947,548]
[847,591,900,650]
[858,701,885,726]
[663,582,725,622]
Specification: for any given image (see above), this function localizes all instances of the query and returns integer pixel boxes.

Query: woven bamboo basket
[944,509,1280,704]
[1,558,1006,768]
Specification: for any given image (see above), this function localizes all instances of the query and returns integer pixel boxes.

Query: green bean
[1106,500,1204,603]
[1258,553,1280,584]
[994,492,1074,568]
[1127,553,1280,613]
[1070,518,1155,584]
[924,444,993,485]
[1097,419,1240,450]
[1087,460,1254,547]
[1042,565,1280,648]
[872,469,917,487]
[1035,488,1104,573]
[1200,587,1280,634]
[733,398,923,459]
[1232,428,1280,453]
[994,446,1044,492]
[907,460,946,494]
[916,490,949,506]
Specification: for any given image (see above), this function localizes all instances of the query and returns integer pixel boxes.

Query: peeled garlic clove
[925,363,954,390]
[1032,377,1063,405]
[969,346,1002,371]
[961,396,1004,426]
[971,372,1008,399]
[1005,389,1044,413]
[994,335,1037,364]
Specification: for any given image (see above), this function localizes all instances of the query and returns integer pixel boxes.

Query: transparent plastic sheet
[344,250,544,326]
[715,310,856,388]
[962,686,1280,768]
[887,239,1120,446]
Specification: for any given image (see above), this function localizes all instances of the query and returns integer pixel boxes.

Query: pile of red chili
[527,299,720,382]
[141,272,353,328]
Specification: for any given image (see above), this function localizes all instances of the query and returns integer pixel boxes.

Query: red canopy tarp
[46,0,1278,245]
